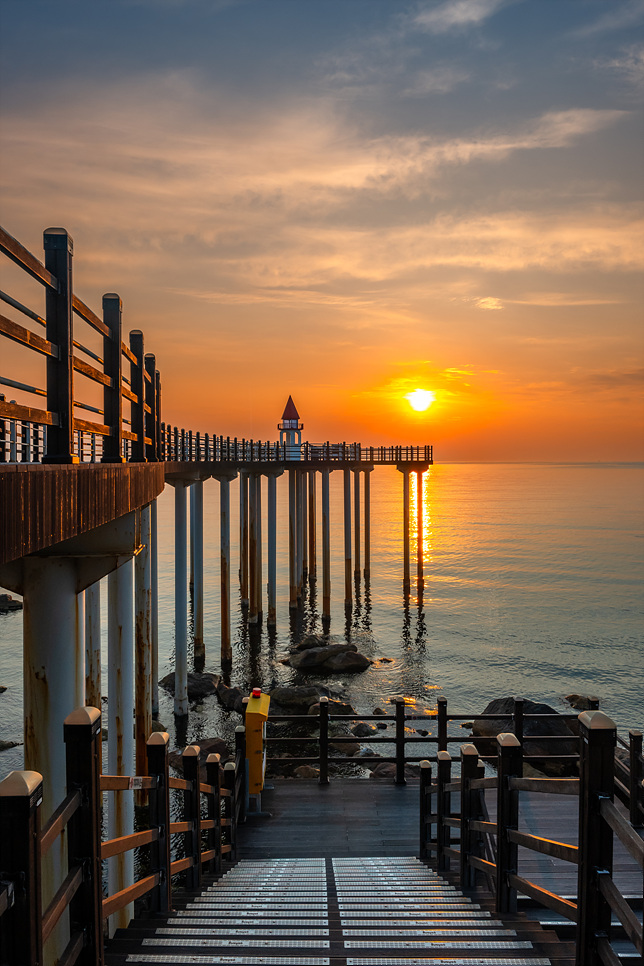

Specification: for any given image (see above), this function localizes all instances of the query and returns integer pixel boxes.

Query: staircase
[108,856,575,965]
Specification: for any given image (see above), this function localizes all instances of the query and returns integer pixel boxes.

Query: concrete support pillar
[85,580,101,710]
[248,474,258,624]
[220,477,232,662]
[301,470,308,581]
[364,468,372,580]
[401,469,410,595]
[353,469,361,577]
[174,482,188,716]
[239,473,249,608]
[189,484,195,589]
[288,469,297,609]
[416,469,424,589]
[308,471,317,581]
[150,498,159,716]
[267,473,277,626]
[296,470,304,596]
[322,469,331,619]
[343,468,352,610]
[135,505,152,777]
[107,558,135,932]
[192,479,204,666]
[255,473,263,623]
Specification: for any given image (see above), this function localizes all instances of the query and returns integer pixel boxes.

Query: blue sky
[1,0,642,458]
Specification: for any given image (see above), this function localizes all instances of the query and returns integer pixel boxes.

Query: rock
[216,681,246,714]
[268,686,322,710]
[294,634,328,651]
[308,700,356,717]
[159,672,220,702]
[0,739,21,752]
[369,762,421,780]
[330,740,361,756]
[415,729,429,737]
[323,651,372,672]
[0,594,22,612]
[472,697,578,777]
[376,721,388,730]
[150,720,167,732]
[565,694,599,711]
[460,721,474,729]
[0,686,7,694]
[287,643,358,670]
[351,722,378,737]
[293,765,320,779]
[373,707,387,716]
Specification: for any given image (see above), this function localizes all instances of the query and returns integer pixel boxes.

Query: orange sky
[1,1,642,460]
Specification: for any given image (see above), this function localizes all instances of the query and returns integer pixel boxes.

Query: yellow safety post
[245,687,270,797]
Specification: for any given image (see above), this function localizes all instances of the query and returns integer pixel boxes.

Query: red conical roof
[281,395,300,420]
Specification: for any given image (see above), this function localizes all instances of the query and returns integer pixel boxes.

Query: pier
[0,225,642,966]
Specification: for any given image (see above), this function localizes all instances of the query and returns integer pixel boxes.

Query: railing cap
[147,731,170,747]
[497,732,521,747]
[578,710,616,731]
[420,760,431,769]
[206,753,221,764]
[183,744,200,757]
[438,750,452,761]
[0,770,43,797]
[223,761,236,771]
[461,743,479,757]
[44,227,73,251]
[319,695,328,704]
[64,705,101,727]
[235,725,246,734]
[103,292,121,302]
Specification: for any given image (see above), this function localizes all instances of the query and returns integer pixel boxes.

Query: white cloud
[572,1,644,38]
[403,66,470,96]
[600,44,644,88]
[474,297,504,310]
[413,0,511,34]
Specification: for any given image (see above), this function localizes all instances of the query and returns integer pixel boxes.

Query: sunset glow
[406,390,436,412]
[0,2,641,460]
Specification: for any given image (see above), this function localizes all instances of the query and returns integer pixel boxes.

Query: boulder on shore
[472,697,578,776]
[168,736,230,783]
[268,686,324,710]
[0,594,22,613]
[159,671,220,702]
[284,642,372,673]
[565,694,599,711]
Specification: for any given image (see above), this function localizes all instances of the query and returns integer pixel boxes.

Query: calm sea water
[1,462,642,778]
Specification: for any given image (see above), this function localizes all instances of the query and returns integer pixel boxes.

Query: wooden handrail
[597,871,643,956]
[101,827,159,860]
[599,797,644,868]
[507,828,578,864]
[42,864,83,943]
[168,777,191,791]
[40,789,81,857]
[102,872,159,920]
[507,873,578,922]
[508,776,579,795]
[100,775,157,791]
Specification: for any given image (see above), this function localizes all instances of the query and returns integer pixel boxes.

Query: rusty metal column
[174,482,189,716]
[322,468,331,619]
[343,468,352,610]
[401,468,411,595]
[135,505,152,778]
[353,468,361,578]
[192,479,204,666]
[189,484,195,590]
[239,472,249,608]
[288,468,297,609]
[364,467,372,580]
[248,473,258,624]
[256,473,263,623]
[107,558,134,933]
[85,580,101,709]
[220,477,232,662]
[416,469,424,589]
[151,497,159,716]
[267,472,278,626]
[301,470,308,582]
[308,470,317,581]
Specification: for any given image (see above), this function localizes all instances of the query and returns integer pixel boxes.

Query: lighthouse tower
[278,395,303,459]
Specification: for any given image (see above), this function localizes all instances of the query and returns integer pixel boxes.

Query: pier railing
[418,711,644,966]
[0,707,244,966]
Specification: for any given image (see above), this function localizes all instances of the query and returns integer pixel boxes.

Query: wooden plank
[469,854,496,873]
[0,226,58,289]
[40,790,81,857]
[600,798,644,868]
[470,776,498,790]
[121,385,138,404]
[508,873,578,922]
[121,342,137,365]
[72,355,111,387]
[99,775,156,791]
[56,930,84,966]
[597,936,622,966]
[102,873,159,920]
[0,313,58,356]
[597,872,643,953]
[72,417,111,436]
[169,821,193,835]
[510,776,580,796]
[508,828,578,864]
[72,294,109,337]
[0,399,57,425]
[168,777,191,791]
[42,864,83,943]
[170,855,194,875]
[100,828,159,860]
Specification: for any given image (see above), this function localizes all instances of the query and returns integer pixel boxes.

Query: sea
[1,461,643,779]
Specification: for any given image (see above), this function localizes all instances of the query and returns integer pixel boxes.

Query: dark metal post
[577,711,617,966]
[0,770,44,966]
[205,754,222,875]
[319,697,329,785]
[437,695,448,751]
[395,697,406,785]
[63,707,103,966]
[129,331,146,462]
[101,294,124,463]
[147,732,172,913]
[460,743,480,890]
[223,762,237,862]
[629,730,643,827]
[156,373,162,459]
[144,354,157,461]
[419,760,431,859]
[182,746,201,891]
[235,727,247,824]
[437,751,451,871]
[513,697,524,749]
[496,733,522,914]
[43,227,77,463]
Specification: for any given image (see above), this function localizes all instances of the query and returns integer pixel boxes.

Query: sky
[1,0,642,460]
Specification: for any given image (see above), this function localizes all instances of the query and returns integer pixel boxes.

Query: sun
[405,388,435,412]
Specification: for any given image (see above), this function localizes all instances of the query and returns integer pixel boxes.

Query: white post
[353,468,361,577]
[256,473,263,623]
[150,498,159,716]
[322,468,330,619]
[174,482,188,716]
[135,505,152,777]
[289,469,297,608]
[239,473,249,608]
[364,468,372,580]
[267,473,277,625]
[248,473,258,624]
[192,479,204,665]
[296,470,303,597]
[343,468,352,610]
[85,580,101,710]
[301,469,308,581]
[308,471,316,581]
[189,483,195,589]
[220,476,232,662]
[107,558,135,933]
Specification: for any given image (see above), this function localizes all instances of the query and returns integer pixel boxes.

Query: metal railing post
[223,762,237,862]
[395,697,406,785]
[576,711,617,966]
[460,743,480,890]
[206,754,222,875]
[437,751,451,871]
[63,706,103,966]
[437,695,447,751]
[513,697,524,749]
[0,770,44,966]
[146,732,172,914]
[144,354,157,461]
[235,726,247,823]
[629,730,643,828]
[319,697,329,785]
[129,330,146,462]
[419,760,432,859]
[182,746,201,891]
[43,227,77,463]
[101,294,124,463]
[496,732,521,914]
